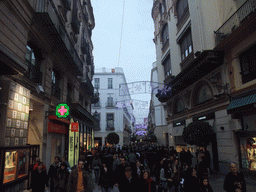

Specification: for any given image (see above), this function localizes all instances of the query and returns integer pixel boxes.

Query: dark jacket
[31,169,48,192]
[67,168,94,192]
[48,163,61,192]
[184,176,200,192]
[223,172,247,192]
[114,163,130,184]
[56,168,70,191]
[200,184,214,192]
[141,178,156,192]
[118,176,141,192]
[99,165,114,188]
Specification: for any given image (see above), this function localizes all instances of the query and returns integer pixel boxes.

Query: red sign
[48,122,68,134]
[71,122,79,132]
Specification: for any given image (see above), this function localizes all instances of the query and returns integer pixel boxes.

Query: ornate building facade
[152,0,256,175]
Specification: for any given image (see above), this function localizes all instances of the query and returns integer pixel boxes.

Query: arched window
[177,0,189,21]
[196,84,213,104]
[174,98,185,113]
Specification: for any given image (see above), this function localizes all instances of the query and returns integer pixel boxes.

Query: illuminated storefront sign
[56,104,70,118]
[71,122,79,132]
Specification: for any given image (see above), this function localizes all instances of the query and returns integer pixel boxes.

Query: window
[25,45,43,84]
[51,69,61,99]
[107,96,114,107]
[174,99,185,113]
[239,44,256,84]
[162,55,172,78]
[94,78,100,89]
[106,113,114,129]
[161,24,169,46]
[108,78,113,89]
[196,85,213,104]
[177,0,189,21]
[180,30,193,61]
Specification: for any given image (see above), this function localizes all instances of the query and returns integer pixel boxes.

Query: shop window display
[241,137,256,171]
[4,151,17,183]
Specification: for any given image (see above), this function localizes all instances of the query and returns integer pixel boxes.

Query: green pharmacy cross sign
[56,103,70,118]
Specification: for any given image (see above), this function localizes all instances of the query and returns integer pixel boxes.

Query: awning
[227,92,256,114]
[48,115,70,124]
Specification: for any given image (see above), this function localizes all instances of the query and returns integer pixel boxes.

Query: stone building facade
[0,0,98,190]
[152,0,256,175]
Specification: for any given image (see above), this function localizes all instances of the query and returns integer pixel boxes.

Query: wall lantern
[56,103,70,118]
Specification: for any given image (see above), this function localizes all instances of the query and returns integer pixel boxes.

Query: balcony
[106,127,115,131]
[80,73,94,96]
[105,102,115,108]
[71,1,80,34]
[30,0,83,76]
[92,101,101,108]
[215,0,256,46]
[25,64,43,85]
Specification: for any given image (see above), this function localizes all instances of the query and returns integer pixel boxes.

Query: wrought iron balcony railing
[105,102,115,108]
[29,0,83,75]
[214,0,256,45]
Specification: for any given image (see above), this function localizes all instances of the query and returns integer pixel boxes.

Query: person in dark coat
[114,156,130,186]
[67,160,94,192]
[99,162,114,192]
[56,162,70,192]
[171,159,180,192]
[118,167,142,192]
[48,156,61,192]
[200,178,213,192]
[31,162,48,192]
[196,156,209,182]
[184,167,200,192]
[223,162,247,192]
[141,170,156,192]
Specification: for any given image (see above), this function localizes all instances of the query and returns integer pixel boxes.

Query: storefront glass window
[240,137,256,171]
[4,150,17,183]
[18,149,29,178]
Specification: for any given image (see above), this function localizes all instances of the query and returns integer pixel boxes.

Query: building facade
[0,0,97,190]
[152,0,256,175]
[92,67,133,147]
[148,62,168,145]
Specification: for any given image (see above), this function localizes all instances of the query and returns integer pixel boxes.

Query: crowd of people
[30,144,247,192]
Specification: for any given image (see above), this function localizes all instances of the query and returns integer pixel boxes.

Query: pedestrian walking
[92,153,102,185]
[31,162,49,192]
[183,167,200,192]
[158,159,173,192]
[99,162,114,192]
[196,155,209,182]
[200,177,213,192]
[56,162,70,192]
[114,156,130,187]
[223,162,247,192]
[133,160,145,179]
[112,154,120,172]
[48,156,61,192]
[118,167,141,192]
[67,159,94,192]
[141,170,156,192]
[33,157,47,171]
[61,156,71,172]
[171,159,180,192]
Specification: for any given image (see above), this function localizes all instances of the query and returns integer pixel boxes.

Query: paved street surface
[91,170,256,192]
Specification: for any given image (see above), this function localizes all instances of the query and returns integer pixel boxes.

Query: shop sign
[48,122,68,134]
[56,103,70,118]
[71,122,79,132]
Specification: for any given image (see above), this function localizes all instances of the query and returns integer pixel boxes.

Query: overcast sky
[91,0,156,124]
